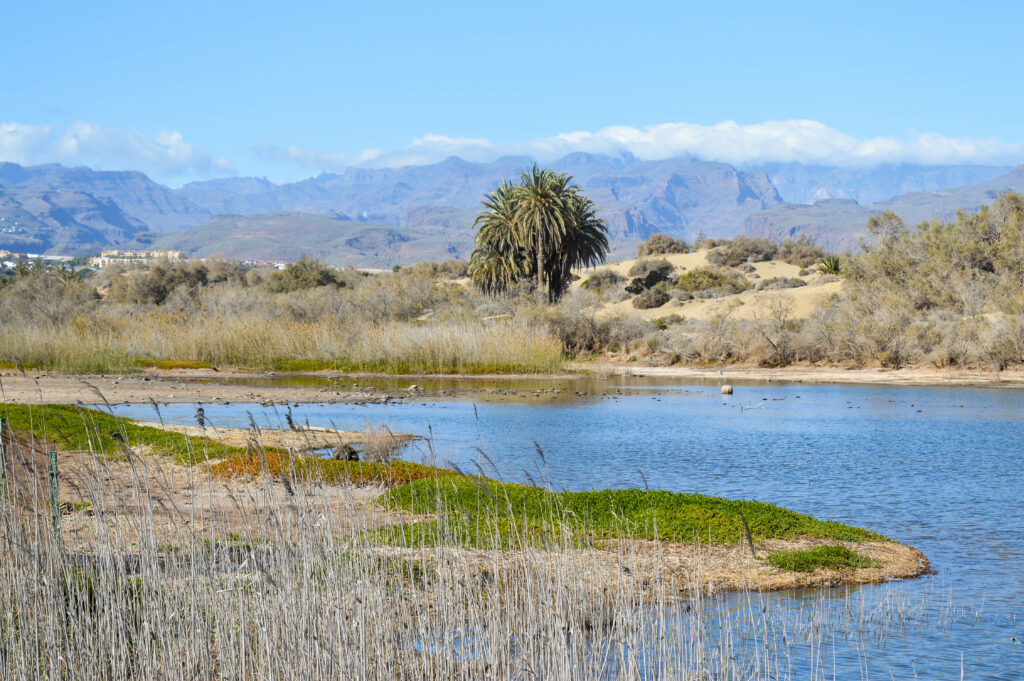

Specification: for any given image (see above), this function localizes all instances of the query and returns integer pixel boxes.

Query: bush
[778,237,827,267]
[628,258,674,277]
[760,277,807,290]
[581,269,624,290]
[633,287,670,309]
[625,268,673,295]
[264,256,346,293]
[675,268,750,295]
[707,237,779,267]
[637,233,689,256]
[106,259,210,305]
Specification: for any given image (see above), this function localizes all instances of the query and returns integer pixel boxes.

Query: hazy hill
[3,156,1024,258]
[0,186,147,254]
[176,154,784,241]
[154,212,468,267]
[744,166,1024,249]
[0,162,211,233]
[761,162,1011,205]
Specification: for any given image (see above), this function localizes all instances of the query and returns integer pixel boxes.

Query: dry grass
[0,313,564,375]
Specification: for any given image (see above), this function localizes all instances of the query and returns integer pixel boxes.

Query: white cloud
[269,119,1024,172]
[0,120,236,179]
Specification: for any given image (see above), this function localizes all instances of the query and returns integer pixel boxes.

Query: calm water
[109,378,1024,679]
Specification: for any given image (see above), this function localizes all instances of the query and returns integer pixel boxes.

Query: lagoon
[110,377,1024,678]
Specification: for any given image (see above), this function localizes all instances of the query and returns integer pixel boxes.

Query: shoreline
[575,361,1024,388]
[2,362,1023,406]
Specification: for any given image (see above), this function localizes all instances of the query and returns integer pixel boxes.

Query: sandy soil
[146,423,418,451]
[575,248,843,321]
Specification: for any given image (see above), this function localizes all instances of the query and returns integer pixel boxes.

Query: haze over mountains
[0,155,1019,264]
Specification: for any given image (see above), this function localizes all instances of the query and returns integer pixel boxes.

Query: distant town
[0,248,292,273]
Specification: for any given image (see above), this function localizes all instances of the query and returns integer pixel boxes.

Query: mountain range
[0,156,1019,264]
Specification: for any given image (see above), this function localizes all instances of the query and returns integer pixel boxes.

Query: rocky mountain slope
[2,156,1023,258]
[744,166,1024,250]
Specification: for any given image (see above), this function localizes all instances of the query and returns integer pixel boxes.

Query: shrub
[633,287,670,309]
[625,269,672,294]
[628,258,674,277]
[675,268,750,295]
[637,233,689,256]
[778,237,828,267]
[106,259,210,305]
[263,256,345,293]
[707,237,779,267]
[581,269,624,290]
[760,277,807,290]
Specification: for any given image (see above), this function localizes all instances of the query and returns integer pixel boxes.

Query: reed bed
[0,412,959,680]
[0,311,564,374]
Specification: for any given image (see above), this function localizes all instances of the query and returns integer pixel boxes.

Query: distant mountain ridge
[744,166,1024,249]
[1,155,1022,258]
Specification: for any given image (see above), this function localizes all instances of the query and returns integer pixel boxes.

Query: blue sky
[2,0,1022,184]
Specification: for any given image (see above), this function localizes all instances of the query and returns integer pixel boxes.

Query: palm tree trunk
[536,226,545,292]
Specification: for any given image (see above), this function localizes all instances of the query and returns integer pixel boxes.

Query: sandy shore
[2,362,1023,407]
[0,370,401,405]
[580,362,1024,388]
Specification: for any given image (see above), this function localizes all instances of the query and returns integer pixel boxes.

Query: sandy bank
[0,370,400,405]
[580,362,1024,388]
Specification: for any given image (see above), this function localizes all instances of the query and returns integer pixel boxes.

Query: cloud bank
[0,121,236,179]
[264,119,1024,172]
[3,119,1022,182]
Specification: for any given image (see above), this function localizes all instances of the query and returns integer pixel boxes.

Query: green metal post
[49,450,61,543]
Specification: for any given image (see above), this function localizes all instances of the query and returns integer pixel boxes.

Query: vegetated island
[0,403,929,594]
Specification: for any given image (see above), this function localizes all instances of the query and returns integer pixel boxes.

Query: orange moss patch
[210,452,457,488]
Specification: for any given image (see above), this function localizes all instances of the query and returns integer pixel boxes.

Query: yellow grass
[0,313,564,375]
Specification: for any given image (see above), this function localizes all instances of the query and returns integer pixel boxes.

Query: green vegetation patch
[378,477,885,548]
[212,453,458,488]
[764,545,880,573]
[0,403,244,463]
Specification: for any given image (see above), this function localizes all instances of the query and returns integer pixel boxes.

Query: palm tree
[514,165,575,292]
[468,181,533,295]
[545,193,609,300]
[469,165,609,302]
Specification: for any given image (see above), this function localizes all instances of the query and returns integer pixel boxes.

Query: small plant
[760,277,807,291]
[818,255,842,275]
[765,545,879,573]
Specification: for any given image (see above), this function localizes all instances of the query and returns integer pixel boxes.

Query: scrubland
[2,195,1024,375]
